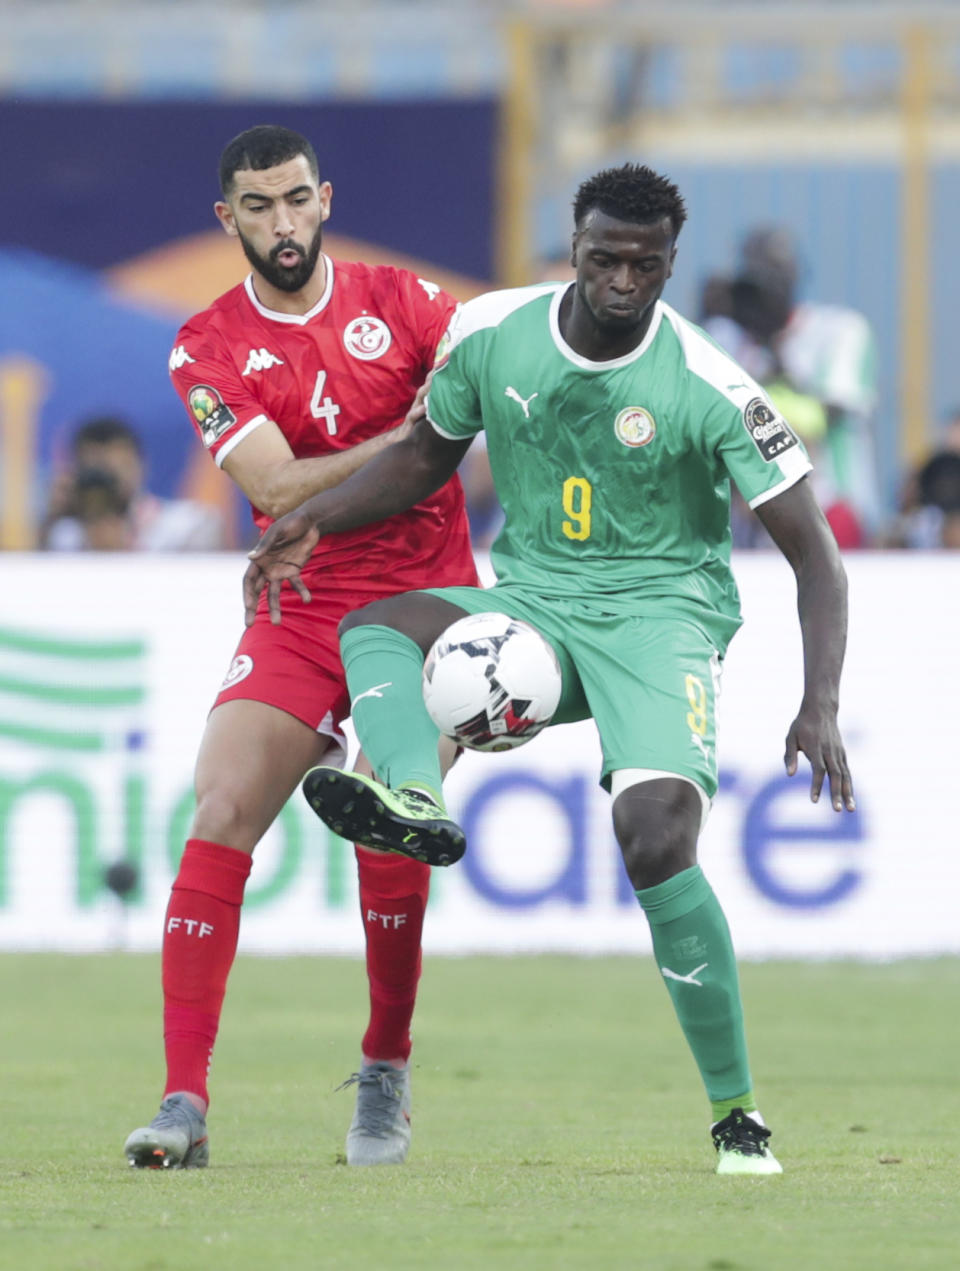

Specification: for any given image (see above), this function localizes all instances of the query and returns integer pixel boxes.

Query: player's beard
[239,223,324,294]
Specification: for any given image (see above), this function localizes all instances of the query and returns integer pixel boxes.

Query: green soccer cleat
[711,1107,783,1175]
[301,767,466,866]
[338,1061,412,1166]
[124,1092,209,1169]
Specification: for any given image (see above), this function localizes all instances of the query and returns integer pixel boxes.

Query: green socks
[636,865,755,1115]
[341,624,444,796]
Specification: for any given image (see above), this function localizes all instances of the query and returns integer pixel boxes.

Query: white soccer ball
[422,612,562,752]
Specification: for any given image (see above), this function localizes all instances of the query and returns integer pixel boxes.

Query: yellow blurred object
[0,355,48,549]
[766,379,828,442]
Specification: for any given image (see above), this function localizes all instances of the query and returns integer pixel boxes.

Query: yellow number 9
[562,476,592,541]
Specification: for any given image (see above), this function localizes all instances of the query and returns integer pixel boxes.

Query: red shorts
[214,568,480,767]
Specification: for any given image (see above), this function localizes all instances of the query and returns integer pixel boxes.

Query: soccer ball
[422,612,562,752]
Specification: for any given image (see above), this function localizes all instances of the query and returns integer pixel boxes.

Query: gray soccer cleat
[339,1061,412,1166]
[124,1092,210,1169]
[302,767,466,866]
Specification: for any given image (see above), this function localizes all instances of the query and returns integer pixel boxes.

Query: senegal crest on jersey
[614,407,656,448]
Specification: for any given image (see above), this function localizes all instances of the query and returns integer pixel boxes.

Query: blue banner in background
[1,100,497,279]
[0,249,183,500]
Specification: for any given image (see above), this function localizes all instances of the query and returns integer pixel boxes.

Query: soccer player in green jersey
[242,163,855,1175]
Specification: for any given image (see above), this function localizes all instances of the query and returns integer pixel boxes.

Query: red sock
[356,848,430,1064]
[162,839,252,1107]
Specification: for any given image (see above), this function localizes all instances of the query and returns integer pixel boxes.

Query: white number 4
[310,370,341,435]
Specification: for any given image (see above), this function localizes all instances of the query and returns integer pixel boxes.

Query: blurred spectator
[698,273,735,326]
[883,408,960,549]
[41,416,227,551]
[703,227,880,548]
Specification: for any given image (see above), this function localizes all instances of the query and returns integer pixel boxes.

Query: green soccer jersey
[427,284,811,649]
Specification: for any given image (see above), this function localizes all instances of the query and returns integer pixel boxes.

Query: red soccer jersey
[169,257,476,595]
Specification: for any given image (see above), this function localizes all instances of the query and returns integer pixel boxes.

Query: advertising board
[1,553,955,957]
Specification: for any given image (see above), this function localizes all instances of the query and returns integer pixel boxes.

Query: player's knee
[191,786,259,851]
[618,829,697,891]
[619,832,696,891]
[612,780,700,890]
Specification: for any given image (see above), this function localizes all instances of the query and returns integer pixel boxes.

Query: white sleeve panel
[214,415,268,467]
[747,450,814,509]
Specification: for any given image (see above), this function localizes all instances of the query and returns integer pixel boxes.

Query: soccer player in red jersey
[123,125,478,1170]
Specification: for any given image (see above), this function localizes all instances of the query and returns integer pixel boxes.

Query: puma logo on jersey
[505,387,539,418]
[169,345,195,371]
[242,347,285,376]
[417,278,441,301]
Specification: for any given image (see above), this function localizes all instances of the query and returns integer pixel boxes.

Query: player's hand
[784,702,856,812]
[379,379,431,449]
[243,509,320,626]
[399,375,432,437]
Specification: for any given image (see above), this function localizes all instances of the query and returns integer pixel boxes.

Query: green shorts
[421,584,722,798]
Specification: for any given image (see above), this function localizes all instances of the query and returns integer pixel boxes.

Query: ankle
[166,1089,208,1116]
[710,1093,758,1123]
[399,782,443,806]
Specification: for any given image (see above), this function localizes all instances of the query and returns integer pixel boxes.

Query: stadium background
[1,0,958,959]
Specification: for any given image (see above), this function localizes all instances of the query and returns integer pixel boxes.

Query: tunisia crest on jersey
[343,316,392,361]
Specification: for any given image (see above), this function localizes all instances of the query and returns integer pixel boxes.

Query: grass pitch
[0,953,956,1271]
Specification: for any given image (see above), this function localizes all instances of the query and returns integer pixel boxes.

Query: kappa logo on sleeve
[169,344,196,371]
[188,384,237,447]
[242,347,284,375]
[742,396,799,461]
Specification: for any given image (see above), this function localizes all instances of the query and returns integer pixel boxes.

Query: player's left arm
[243,418,472,625]
[754,476,856,813]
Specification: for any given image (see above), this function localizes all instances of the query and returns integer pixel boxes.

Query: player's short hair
[71,416,143,456]
[219,125,320,197]
[573,163,687,239]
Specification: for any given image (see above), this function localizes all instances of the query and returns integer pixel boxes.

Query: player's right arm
[221,402,415,519]
[170,325,423,521]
